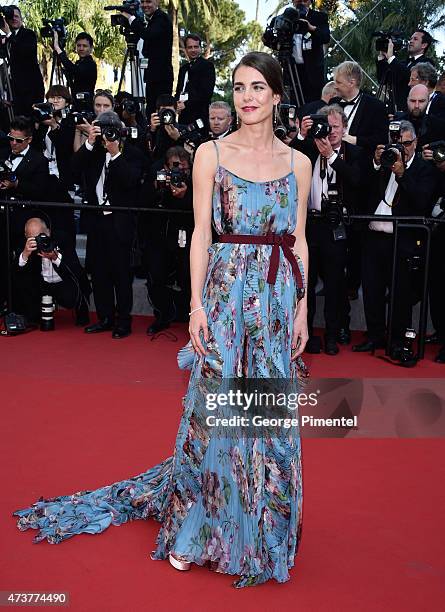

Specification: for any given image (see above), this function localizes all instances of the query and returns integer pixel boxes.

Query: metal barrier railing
[1,200,444,359]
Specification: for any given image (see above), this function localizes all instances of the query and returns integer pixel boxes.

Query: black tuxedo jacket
[15,229,91,298]
[72,142,145,244]
[291,139,365,212]
[34,119,76,191]
[8,27,45,115]
[297,98,326,120]
[58,52,97,98]
[376,55,435,112]
[330,93,389,153]
[296,8,330,97]
[175,56,216,125]
[364,155,438,248]
[428,92,445,120]
[129,9,173,85]
[396,112,445,150]
[0,147,49,201]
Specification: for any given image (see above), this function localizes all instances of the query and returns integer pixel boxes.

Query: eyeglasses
[47,96,65,102]
[401,139,416,147]
[95,89,112,96]
[7,134,30,143]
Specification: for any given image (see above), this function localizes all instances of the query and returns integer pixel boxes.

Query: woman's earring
[236,114,241,128]
[273,105,278,127]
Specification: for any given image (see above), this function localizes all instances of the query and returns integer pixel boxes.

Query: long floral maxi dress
[14,147,306,589]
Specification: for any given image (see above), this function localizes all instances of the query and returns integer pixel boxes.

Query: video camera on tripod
[263,6,309,51]
[372,29,406,54]
[40,18,68,49]
[104,1,142,38]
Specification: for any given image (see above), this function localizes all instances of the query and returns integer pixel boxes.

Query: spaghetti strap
[290,146,294,172]
[212,139,220,166]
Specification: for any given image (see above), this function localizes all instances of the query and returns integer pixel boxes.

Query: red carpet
[1,312,444,611]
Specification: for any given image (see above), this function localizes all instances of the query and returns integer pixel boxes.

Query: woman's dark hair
[94,89,114,108]
[46,84,72,104]
[232,52,284,97]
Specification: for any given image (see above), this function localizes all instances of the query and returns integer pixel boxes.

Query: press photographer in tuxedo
[377,29,434,113]
[175,34,215,130]
[123,0,173,117]
[353,121,437,354]
[52,31,97,100]
[208,101,233,140]
[13,217,91,326]
[72,111,145,339]
[292,104,365,355]
[2,5,45,117]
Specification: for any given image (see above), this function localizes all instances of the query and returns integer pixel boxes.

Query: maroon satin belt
[218,233,304,290]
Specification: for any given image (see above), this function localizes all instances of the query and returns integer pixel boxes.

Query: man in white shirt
[14,217,91,326]
[353,120,437,354]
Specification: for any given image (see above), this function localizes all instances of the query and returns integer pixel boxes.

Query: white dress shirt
[309,150,339,211]
[369,155,415,233]
[19,252,63,283]
[8,145,30,172]
[85,141,121,215]
[44,127,60,177]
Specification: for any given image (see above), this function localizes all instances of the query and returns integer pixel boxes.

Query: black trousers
[361,230,414,342]
[145,78,173,119]
[144,228,191,323]
[13,274,79,323]
[87,216,133,327]
[307,218,348,338]
[429,225,445,342]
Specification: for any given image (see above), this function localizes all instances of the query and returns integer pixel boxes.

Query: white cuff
[19,253,28,267]
[373,161,381,170]
[53,253,62,266]
[327,152,338,166]
[297,132,305,141]
[387,56,395,64]
[85,140,94,151]
[129,15,136,24]
[110,152,121,161]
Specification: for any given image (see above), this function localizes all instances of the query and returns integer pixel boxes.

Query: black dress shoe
[112,327,131,339]
[305,336,322,354]
[84,319,114,333]
[147,319,170,335]
[352,339,385,353]
[434,346,445,364]
[324,337,339,356]
[425,332,440,345]
[337,328,351,345]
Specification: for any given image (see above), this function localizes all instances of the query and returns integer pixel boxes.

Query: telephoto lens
[40,295,55,331]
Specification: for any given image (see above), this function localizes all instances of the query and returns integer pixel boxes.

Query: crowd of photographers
[0,0,444,366]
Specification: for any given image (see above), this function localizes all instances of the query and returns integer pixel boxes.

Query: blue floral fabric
[14,159,305,588]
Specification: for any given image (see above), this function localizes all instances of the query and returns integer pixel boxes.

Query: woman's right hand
[189,308,208,357]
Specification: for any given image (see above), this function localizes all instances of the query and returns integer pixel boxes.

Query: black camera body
[274,104,297,140]
[69,110,96,125]
[0,163,17,183]
[177,118,205,147]
[40,18,67,47]
[321,184,347,241]
[122,97,139,115]
[32,102,55,123]
[381,143,405,168]
[308,114,332,139]
[158,108,177,126]
[104,0,140,15]
[156,162,187,188]
[372,29,406,54]
[35,233,57,254]
[263,6,309,51]
[95,121,138,142]
[428,140,445,164]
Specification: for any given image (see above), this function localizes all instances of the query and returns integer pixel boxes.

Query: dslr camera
[177,119,205,148]
[274,104,297,141]
[0,163,17,183]
[40,17,68,48]
[68,110,96,125]
[308,114,332,139]
[428,141,445,164]
[95,120,138,142]
[321,184,347,241]
[35,233,57,254]
[158,108,177,127]
[380,121,405,168]
[372,29,406,54]
[157,162,187,188]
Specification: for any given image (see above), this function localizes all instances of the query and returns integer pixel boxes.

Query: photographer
[2,5,44,117]
[73,89,114,152]
[175,34,215,130]
[0,116,50,246]
[141,145,193,334]
[53,31,97,100]
[13,216,91,326]
[422,143,445,363]
[147,94,182,161]
[72,111,145,339]
[115,91,147,152]
[264,0,330,104]
[408,63,445,119]
[209,101,233,139]
[377,29,434,113]
[292,104,365,355]
[32,85,77,248]
[397,84,445,151]
[353,121,437,355]
[123,0,173,117]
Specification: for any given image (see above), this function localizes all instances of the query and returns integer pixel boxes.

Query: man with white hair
[208,102,233,139]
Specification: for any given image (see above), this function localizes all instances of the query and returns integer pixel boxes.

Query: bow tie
[338,93,361,108]
[10,153,24,160]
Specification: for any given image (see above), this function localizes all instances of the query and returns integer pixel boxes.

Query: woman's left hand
[292,302,308,359]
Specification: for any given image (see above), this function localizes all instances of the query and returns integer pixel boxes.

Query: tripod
[376,68,398,116]
[117,33,145,104]
[0,43,14,125]
[49,49,68,88]
[277,46,305,108]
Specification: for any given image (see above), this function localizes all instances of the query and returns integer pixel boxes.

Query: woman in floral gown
[14,52,311,588]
